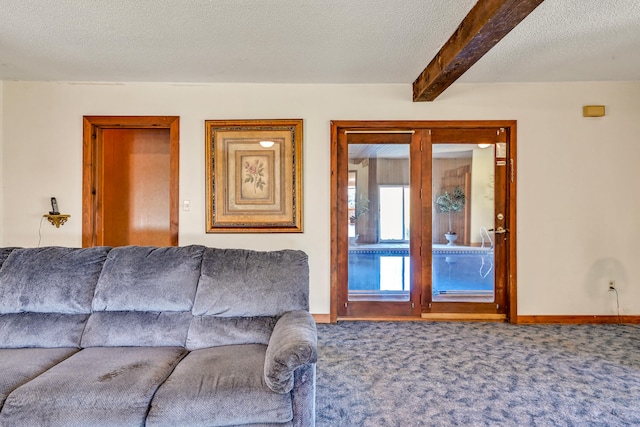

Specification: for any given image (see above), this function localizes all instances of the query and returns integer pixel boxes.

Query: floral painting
[205,119,303,233]
[241,155,270,200]
[244,158,266,193]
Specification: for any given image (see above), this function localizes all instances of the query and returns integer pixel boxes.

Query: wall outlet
[608,280,616,291]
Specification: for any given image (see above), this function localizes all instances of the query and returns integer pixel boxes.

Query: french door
[334,129,422,317]
[331,121,516,322]
[423,127,511,319]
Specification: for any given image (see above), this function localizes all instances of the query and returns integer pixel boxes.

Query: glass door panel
[347,143,410,302]
[431,143,496,303]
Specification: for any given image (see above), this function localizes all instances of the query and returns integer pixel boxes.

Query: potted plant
[435,186,466,245]
[349,194,369,224]
[348,194,369,245]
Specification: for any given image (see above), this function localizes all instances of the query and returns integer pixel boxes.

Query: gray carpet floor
[316,322,640,427]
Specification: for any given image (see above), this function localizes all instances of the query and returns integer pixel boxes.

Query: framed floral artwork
[205,119,303,232]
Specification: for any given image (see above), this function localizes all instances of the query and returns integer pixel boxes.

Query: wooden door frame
[82,116,180,247]
[330,120,517,323]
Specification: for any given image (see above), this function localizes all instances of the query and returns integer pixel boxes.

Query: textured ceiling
[458,0,640,83]
[1,0,639,85]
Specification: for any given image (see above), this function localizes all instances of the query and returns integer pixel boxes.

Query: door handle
[487,227,508,234]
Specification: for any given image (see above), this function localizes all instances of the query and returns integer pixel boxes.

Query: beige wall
[2,80,640,316]
[0,81,3,246]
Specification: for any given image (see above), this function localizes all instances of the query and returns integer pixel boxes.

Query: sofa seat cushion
[0,346,186,426]
[147,344,293,427]
[0,348,78,408]
[0,313,88,348]
[0,247,110,314]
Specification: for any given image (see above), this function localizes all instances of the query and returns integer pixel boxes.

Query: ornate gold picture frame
[205,119,303,233]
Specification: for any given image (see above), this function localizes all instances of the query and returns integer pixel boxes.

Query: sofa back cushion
[92,245,205,312]
[192,248,309,317]
[0,247,110,314]
[0,247,109,348]
[85,245,205,347]
[81,312,192,348]
[0,247,18,269]
[0,313,88,348]
[186,316,277,350]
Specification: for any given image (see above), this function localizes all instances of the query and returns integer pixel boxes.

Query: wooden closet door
[102,128,172,246]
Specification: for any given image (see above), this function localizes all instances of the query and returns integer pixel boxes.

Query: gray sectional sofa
[0,245,317,426]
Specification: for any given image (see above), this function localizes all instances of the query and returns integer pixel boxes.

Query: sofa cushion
[0,247,110,314]
[0,247,18,269]
[193,248,309,317]
[0,348,78,408]
[186,316,277,350]
[147,344,293,427]
[93,245,205,312]
[81,311,192,347]
[0,346,186,426]
[0,313,88,348]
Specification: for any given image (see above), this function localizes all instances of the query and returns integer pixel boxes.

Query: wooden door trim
[506,123,518,323]
[409,131,423,316]
[330,120,517,323]
[332,126,347,320]
[82,116,180,247]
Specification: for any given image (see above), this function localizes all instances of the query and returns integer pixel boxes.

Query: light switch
[183,200,190,211]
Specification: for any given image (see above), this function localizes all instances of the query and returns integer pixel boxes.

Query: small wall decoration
[205,119,303,233]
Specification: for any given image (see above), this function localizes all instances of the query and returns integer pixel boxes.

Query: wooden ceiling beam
[412,0,545,102]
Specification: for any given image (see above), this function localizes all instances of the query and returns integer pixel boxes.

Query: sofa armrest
[264,310,317,394]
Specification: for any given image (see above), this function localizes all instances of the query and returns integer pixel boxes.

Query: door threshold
[337,315,423,322]
[336,313,507,322]
[421,313,506,321]
[432,295,494,303]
